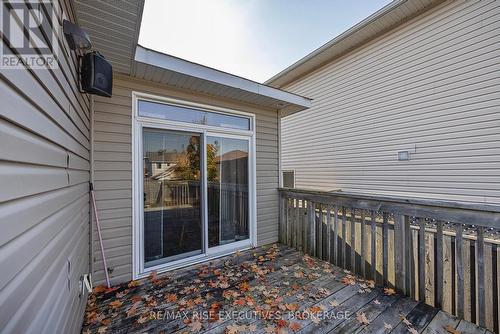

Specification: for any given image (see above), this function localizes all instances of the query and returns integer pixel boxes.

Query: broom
[90,183,110,288]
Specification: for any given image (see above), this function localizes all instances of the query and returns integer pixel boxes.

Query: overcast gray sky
[139,0,392,83]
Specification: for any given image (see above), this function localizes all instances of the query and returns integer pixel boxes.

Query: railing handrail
[279,187,500,229]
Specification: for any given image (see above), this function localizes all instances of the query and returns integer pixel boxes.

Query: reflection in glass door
[207,136,249,247]
[143,128,202,267]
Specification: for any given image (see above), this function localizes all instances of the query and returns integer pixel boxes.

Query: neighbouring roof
[71,0,311,114]
[265,0,446,88]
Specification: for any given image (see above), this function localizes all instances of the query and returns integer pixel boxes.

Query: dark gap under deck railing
[279,187,500,333]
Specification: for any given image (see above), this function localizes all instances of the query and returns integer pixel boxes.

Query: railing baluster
[395,214,405,293]
[287,198,292,246]
[302,200,307,253]
[342,207,347,269]
[351,208,356,273]
[310,201,316,256]
[418,218,426,302]
[477,226,486,328]
[297,200,303,251]
[333,205,339,266]
[456,223,464,318]
[319,205,323,259]
[371,210,377,282]
[327,205,332,263]
[360,211,366,278]
[279,196,284,244]
[405,216,413,297]
[435,221,443,308]
[383,212,389,286]
[294,199,299,249]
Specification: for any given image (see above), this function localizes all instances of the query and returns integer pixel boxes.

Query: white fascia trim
[134,45,311,109]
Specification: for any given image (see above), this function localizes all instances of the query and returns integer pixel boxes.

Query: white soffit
[72,0,145,74]
[265,0,447,88]
[133,45,312,114]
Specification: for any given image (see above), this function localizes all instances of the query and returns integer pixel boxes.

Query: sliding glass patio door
[135,95,255,276]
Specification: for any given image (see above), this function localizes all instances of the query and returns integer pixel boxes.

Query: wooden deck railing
[279,188,500,332]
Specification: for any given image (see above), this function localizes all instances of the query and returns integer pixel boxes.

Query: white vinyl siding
[91,75,279,285]
[0,0,90,333]
[281,0,500,204]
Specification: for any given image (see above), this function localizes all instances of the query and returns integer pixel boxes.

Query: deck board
[81,245,488,334]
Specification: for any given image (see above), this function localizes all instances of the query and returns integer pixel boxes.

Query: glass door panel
[143,128,202,267]
[206,136,249,247]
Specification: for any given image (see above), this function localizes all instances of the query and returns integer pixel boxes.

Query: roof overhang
[132,45,311,114]
[72,0,145,74]
[265,0,447,88]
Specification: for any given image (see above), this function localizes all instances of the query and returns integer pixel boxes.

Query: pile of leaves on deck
[81,245,414,334]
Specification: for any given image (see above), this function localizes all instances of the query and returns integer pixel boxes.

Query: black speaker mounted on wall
[81,52,113,98]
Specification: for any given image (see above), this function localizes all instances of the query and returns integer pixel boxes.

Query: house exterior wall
[91,74,279,284]
[281,0,500,204]
[0,1,91,333]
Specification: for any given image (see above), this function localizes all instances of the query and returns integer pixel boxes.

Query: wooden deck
[82,245,489,334]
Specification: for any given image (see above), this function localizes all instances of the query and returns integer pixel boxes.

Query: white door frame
[131,91,257,279]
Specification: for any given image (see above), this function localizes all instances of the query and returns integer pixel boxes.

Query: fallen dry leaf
[165,293,178,302]
[108,300,123,309]
[408,327,418,334]
[445,325,461,334]
[400,314,412,327]
[289,321,302,331]
[384,322,393,331]
[329,300,340,308]
[356,312,370,325]
[93,285,107,294]
[374,299,381,305]
[384,287,396,296]
[128,280,140,288]
[189,319,203,332]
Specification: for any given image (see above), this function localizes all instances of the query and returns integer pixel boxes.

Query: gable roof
[265,0,446,88]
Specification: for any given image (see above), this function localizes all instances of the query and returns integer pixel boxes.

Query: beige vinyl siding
[281,0,500,205]
[91,74,279,285]
[0,0,90,333]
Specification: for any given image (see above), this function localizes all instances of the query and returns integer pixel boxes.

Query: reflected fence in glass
[143,128,203,267]
[207,136,249,247]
